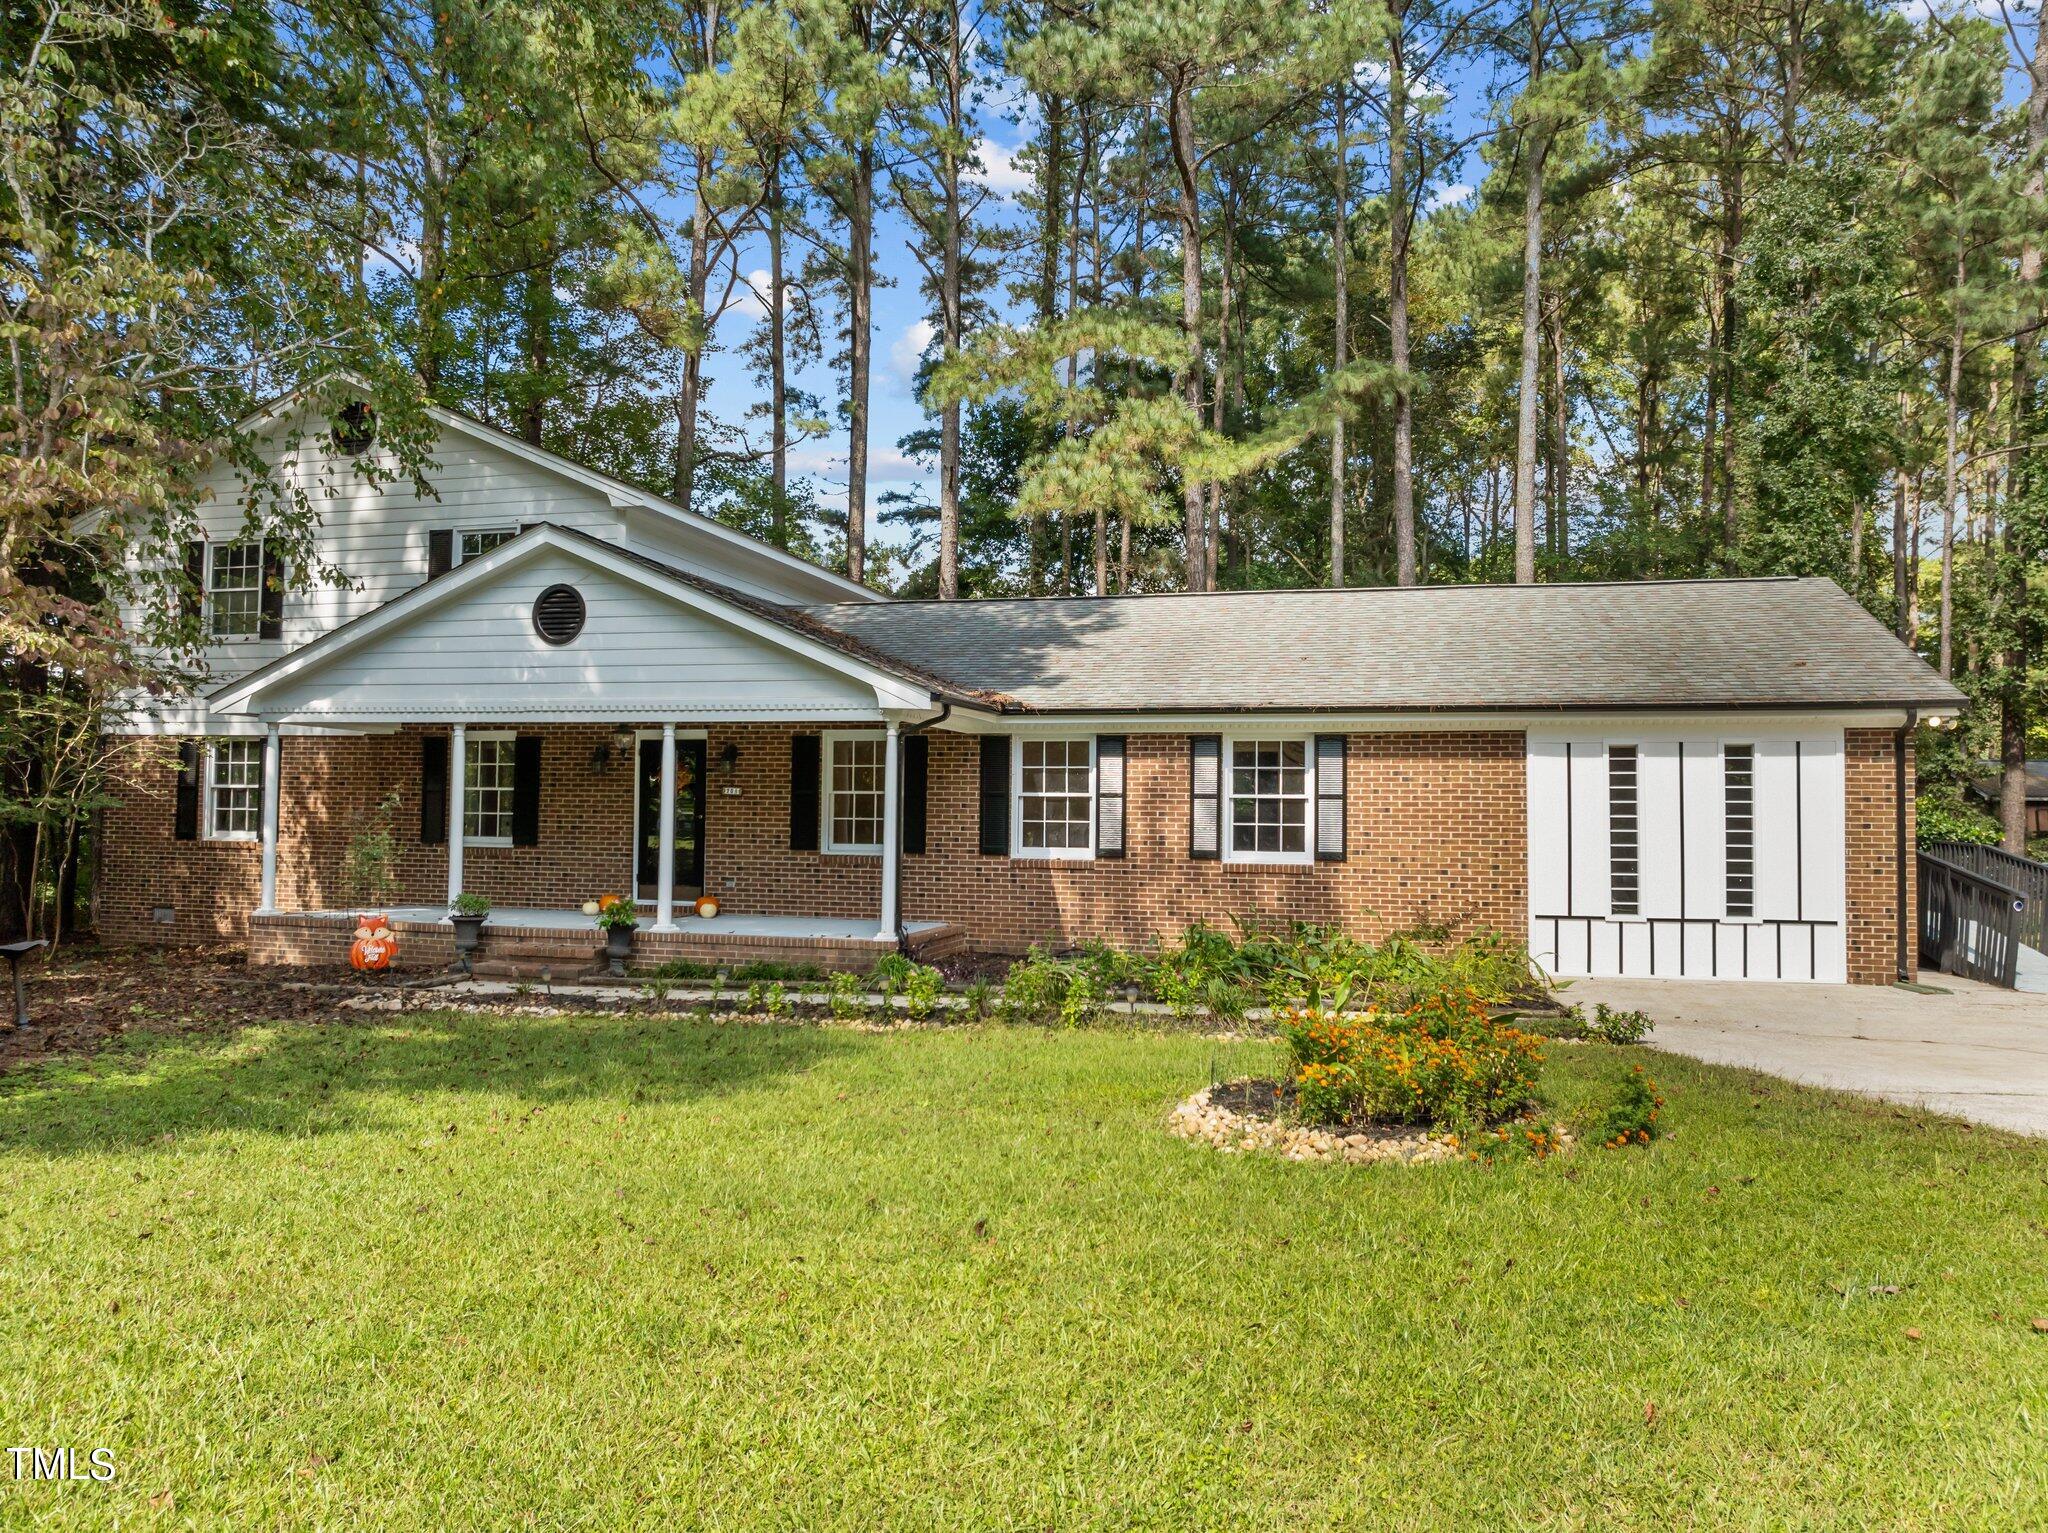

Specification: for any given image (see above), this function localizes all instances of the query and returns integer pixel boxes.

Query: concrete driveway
[1563,975,2048,1138]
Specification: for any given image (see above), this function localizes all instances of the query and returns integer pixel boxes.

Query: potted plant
[596,900,639,976]
[449,892,491,972]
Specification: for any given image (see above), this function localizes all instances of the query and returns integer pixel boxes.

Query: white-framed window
[1225,737,1312,864]
[207,740,263,841]
[207,541,263,638]
[1014,737,1094,858]
[458,527,516,563]
[823,731,886,854]
[464,732,516,846]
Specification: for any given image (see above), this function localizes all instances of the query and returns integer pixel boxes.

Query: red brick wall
[1845,725,1914,985]
[96,720,1912,981]
[97,723,1526,955]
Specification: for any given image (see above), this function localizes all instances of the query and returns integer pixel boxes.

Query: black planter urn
[450,913,487,972]
[604,922,636,977]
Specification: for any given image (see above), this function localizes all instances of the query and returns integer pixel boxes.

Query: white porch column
[257,721,281,914]
[654,723,678,931]
[878,719,901,941]
[447,722,465,905]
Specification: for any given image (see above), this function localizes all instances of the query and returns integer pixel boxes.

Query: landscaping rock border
[1168,1079,1463,1166]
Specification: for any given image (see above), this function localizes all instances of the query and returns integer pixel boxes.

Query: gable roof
[800,577,1966,715]
[209,524,955,718]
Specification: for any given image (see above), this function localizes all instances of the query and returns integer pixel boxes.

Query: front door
[637,737,706,901]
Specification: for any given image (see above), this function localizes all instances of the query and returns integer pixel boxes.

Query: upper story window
[459,528,516,563]
[464,733,516,845]
[1608,744,1640,916]
[823,732,885,854]
[1226,737,1311,863]
[207,541,263,639]
[1015,738,1093,858]
[207,740,262,840]
[1724,743,1756,917]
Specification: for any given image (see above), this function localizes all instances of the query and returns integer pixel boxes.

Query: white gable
[215,534,925,725]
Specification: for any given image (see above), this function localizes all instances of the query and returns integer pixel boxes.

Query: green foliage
[1598,1066,1666,1147]
[900,963,944,1021]
[1277,989,1546,1130]
[995,948,1074,1025]
[595,903,640,932]
[450,892,492,919]
[1584,1003,1653,1046]
[827,970,865,1021]
[343,791,406,907]
[1917,786,2002,848]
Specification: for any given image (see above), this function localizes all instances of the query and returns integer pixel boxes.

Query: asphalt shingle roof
[797,577,1964,714]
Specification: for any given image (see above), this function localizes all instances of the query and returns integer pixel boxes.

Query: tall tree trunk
[675,0,722,514]
[1386,7,1418,586]
[1892,469,1911,645]
[1168,77,1207,589]
[1208,187,1234,591]
[1717,140,1744,565]
[937,0,965,599]
[846,135,874,584]
[769,158,790,549]
[520,259,552,447]
[1548,300,1568,557]
[1512,4,1545,585]
[1330,81,1349,587]
[1090,133,1109,596]
[1940,254,1965,677]
[2001,9,2047,851]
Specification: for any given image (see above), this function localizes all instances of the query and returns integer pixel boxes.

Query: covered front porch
[205,525,968,969]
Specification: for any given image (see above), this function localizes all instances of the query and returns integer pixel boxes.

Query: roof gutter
[894,702,951,953]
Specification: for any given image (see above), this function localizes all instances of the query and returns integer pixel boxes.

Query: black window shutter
[510,734,542,846]
[1189,735,1222,860]
[259,545,285,639]
[978,734,1011,856]
[420,735,448,845]
[182,541,206,629]
[174,741,200,840]
[789,734,821,851]
[1315,735,1348,861]
[427,529,453,579]
[1095,736,1126,859]
[901,734,929,855]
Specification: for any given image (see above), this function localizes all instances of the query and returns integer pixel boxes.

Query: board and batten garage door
[1526,727,1847,983]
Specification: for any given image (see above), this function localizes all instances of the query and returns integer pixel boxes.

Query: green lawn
[1,1008,2044,1528]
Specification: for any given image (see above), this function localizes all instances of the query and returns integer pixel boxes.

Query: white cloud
[968,137,1034,196]
[732,267,772,320]
[890,318,936,384]
[1427,182,1475,212]
[786,443,928,483]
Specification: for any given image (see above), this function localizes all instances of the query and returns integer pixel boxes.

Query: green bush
[901,963,943,1020]
[1276,989,1545,1130]
[1598,1065,1665,1146]
[1059,969,1104,1028]
[1916,785,2001,848]
[867,953,918,997]
[827,971,865,1021]
[1584,1002,1653,1045]
[996,948,1072,1025]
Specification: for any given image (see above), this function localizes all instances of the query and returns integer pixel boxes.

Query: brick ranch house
[92,393,1964,983]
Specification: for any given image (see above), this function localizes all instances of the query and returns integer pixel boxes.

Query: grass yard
[1,1006,2045,1528]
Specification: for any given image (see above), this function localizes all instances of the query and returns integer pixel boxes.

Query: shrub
[997,948,1072,1024]
[867,953,918,997]
[961,979,995,1021]
[1584,1002,1653,1045]
[1598,1066,1665,1146]
[1916,784,2001,848]
[595,902,639,931]
[450,891,492,918]
[827,970,864,1021]
[1059,969,1104,1028]
[1276,988,1545,1129]
[761,981,791,1019]
[901,963,943,1020]
[345,788,405,905]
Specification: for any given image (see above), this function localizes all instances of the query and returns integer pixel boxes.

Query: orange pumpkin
[596,893,625,913]
[694,896,720,919]
[350,913,398,971]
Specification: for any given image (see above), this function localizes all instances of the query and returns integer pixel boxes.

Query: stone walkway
[1566,975,2048,1138]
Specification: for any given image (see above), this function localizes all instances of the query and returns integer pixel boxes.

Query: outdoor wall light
[717,742,740,775]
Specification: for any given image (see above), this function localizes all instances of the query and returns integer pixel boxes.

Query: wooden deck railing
[1918,848,2030,988]
[1922,840,2048,952]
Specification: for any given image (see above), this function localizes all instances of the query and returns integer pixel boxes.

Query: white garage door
[1527,728,1847,983]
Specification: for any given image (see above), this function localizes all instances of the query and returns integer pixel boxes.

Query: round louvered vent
[532,583,585,645]
[329,401,376,454]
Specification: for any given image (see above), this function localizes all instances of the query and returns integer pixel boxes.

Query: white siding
[257,549,879,721]
[116,407,872,729]
[1529,724,1849,984]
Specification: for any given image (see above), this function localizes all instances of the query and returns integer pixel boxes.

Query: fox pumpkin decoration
[350,913,398,971]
